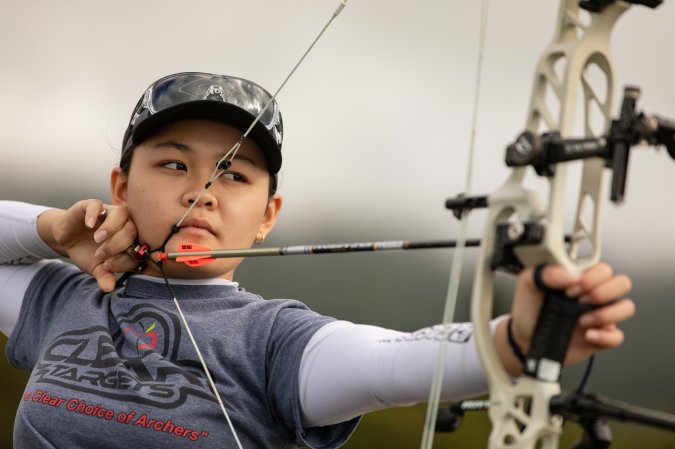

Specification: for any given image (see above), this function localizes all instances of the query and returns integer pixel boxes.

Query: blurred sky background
[1,1,674,447]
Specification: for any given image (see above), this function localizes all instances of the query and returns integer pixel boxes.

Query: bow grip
[524,265,595,381]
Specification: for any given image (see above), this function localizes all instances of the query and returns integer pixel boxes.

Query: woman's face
[111,119,282,280]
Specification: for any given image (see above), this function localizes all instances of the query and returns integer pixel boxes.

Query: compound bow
[436,1,675,448]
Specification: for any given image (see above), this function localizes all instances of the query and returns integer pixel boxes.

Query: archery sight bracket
[444,197,563,274]
[505,86,675,203]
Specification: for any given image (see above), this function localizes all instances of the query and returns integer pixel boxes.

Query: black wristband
[507,317,527,365]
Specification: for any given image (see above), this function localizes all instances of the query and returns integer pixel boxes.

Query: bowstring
[142,2,350,447]
[419,1,490,447]
[156,263,245,449]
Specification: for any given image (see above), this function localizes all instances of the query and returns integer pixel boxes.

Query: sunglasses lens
[123,72,283,172]
[149,74,278,130]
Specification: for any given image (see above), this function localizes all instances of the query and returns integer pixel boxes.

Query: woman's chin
[142,258,239,281]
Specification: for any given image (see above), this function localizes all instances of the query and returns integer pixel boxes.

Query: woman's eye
[221,172,245,182]
[162,161,187,171]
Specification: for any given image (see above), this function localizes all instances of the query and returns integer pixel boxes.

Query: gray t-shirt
[6,262,358,448]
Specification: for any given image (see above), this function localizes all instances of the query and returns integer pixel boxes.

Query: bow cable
[419,1,490,447]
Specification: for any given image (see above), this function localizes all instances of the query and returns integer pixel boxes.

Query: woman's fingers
[577,263,614,291]
[102,253,142,275]
[91,263,117,293]
[94,218,137,262]
[93,252,143,293]
[536,265,578,291]
[585,324,625,348]
[92,204,141,279]
[579,298,636,328]
[82,199,106,229]
[579,274,632,305]
[539,263,631,306]
[91,204,130,244]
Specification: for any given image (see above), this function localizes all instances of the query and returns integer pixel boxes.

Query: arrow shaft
[164,239,481,260]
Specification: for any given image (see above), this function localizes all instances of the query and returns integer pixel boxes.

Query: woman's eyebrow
[152,140,192,152]
[152,140,259,167]
[229,154,258,167]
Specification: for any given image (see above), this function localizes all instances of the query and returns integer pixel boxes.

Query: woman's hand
[498,263,635,376]
[37,199,140,292]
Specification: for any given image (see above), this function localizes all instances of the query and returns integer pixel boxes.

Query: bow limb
[472,2,628,448]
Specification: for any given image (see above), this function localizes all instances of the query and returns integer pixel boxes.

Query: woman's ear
[110,166,128,206]
[259,194,283,238]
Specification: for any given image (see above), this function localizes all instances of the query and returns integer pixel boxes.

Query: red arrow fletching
[158,242,217,266]
[179,256,216,266]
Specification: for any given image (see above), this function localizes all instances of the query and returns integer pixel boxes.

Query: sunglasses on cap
[122,72,283,173]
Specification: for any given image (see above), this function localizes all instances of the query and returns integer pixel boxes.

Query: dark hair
[119,146,279,197]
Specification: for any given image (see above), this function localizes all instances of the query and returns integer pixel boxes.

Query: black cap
[122,72,283,173]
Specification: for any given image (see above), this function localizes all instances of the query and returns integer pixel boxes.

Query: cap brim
[130,101,282,174]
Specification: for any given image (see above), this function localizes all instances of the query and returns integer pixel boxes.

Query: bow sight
[504,86,675,203]
[446,86,675,275]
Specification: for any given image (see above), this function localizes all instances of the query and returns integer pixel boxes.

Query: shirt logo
[32,303,215,409]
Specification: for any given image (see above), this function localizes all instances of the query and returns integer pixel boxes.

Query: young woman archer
[1,72,635,448]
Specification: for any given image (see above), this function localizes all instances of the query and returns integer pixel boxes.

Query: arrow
[157,239,482,266]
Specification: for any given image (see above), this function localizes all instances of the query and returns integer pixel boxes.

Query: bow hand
[505,263,634,379]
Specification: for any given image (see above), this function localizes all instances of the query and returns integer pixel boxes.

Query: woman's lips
[179,226,214,237]
[179,218,215,236]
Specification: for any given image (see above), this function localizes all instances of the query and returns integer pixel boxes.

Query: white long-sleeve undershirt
[0,201,61,336]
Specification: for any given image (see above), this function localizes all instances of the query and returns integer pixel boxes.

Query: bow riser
[472,2,631,449]
[517,2,627,273]
[471,201,563,449]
